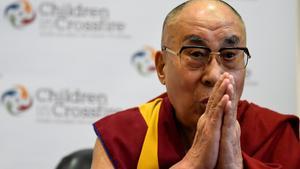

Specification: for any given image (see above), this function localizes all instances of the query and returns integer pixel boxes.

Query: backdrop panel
[0,0,297,168]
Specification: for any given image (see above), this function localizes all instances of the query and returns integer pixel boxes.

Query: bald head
[161,0,246,47]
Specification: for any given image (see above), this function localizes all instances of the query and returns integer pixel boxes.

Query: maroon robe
[93,95,300,169]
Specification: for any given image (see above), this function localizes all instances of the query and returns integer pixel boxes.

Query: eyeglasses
[162,45,251,70]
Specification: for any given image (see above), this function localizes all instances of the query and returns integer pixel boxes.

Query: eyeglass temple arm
[162,46,177,56]
[245,48,251,59]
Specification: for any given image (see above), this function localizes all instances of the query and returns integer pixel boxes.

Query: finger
[206,73,227,111]
[206,77,230,117]
[210,72,229,96]
[206,72,229,108]
[226,83,234,101]
[220,100,233,142]
[208,76,230,108]
[226,74,238,118]
[224,100,232,117]
[210,94,229,129]
[223,100,238,131]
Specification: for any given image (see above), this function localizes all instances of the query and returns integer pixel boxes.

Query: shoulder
[93,106,147,137]
[239,101,300,167]
[92,96,167,168]
[94,95,167,132]
[238,100,299,147]
[92,107,148,168]
[238,100,299,130]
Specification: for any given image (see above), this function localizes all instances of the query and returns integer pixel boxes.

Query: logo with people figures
[131,46,156,76]
[4,0,36,28]
[1,85,33,115]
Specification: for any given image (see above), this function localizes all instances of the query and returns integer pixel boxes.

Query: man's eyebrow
[182,35,207,45]
[222,35,240,47]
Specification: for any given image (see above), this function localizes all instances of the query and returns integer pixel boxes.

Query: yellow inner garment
[137,98,162,169]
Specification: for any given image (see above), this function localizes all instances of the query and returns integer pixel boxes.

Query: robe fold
[93,94,300,169]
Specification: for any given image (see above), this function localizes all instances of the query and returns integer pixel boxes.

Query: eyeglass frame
[161,45,251,70]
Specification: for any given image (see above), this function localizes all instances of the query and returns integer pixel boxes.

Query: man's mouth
[200,98,209,105]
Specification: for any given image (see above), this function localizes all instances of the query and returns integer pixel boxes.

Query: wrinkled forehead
[162,1,246,47]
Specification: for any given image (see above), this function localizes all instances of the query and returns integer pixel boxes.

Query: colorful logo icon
[131,46,156,76]
[4,0,36,28]
[1,85,33,115]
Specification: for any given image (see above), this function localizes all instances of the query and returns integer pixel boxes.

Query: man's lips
[200,98,209,105]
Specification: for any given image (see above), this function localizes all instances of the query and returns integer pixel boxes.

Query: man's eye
[185,49,209,59]
[221,51,237,61]
[190,51,206,58]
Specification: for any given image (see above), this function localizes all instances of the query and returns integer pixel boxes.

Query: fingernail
[223,72,228,78]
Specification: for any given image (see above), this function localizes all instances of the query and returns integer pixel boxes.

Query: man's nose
[200,58,224,87]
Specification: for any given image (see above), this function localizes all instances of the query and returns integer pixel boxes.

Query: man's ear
[155,51,166,85]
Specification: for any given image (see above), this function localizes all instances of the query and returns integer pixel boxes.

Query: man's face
[158,1,247,130]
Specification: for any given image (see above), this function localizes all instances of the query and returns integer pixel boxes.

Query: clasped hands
[173,73,243,169]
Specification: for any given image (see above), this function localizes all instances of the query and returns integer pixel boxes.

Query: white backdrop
[0,0,298,168]
[297,0,300,116]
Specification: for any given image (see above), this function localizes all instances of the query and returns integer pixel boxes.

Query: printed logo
[1,85,33,115]
[131,46,156,76]
[4,0,36,28]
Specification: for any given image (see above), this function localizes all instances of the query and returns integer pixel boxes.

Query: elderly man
[91,0,300,168]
